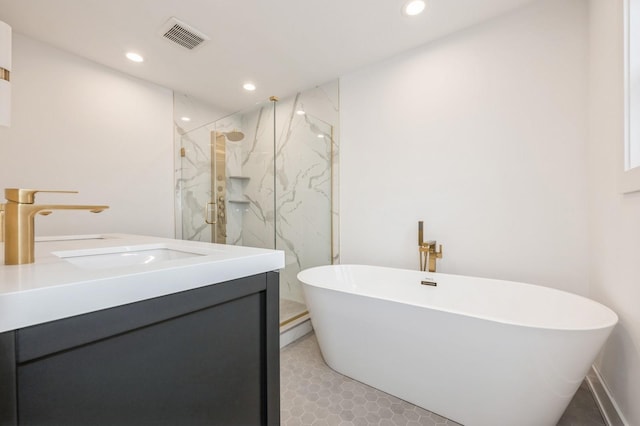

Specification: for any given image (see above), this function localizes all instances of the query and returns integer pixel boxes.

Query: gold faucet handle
[5,188,78,204]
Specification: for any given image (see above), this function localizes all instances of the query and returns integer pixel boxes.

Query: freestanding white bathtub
[298,265,618,426]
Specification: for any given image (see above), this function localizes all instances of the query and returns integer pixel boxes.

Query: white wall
[588,1,640,424]
[340,0,589,295]
[0,33,174,237]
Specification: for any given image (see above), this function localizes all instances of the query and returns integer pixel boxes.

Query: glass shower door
[178,129,230,243]
[179,124,214,243]
[275,110,334,323]
[179,100,276,248]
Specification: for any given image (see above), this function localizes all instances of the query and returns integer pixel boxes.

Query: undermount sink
[53,244,207,270]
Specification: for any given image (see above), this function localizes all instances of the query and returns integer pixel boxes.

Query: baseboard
[586,367,627,426]
[279,316,312,349]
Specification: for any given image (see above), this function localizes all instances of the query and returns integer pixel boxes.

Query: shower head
[225,130,245,142]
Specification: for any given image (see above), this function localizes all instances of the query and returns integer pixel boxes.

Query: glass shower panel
[275,110,333,321]
[179,124,214,242]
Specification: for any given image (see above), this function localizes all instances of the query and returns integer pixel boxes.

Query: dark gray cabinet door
[1,271,280,426]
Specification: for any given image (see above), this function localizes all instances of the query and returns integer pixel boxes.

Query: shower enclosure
[176,85,338,326]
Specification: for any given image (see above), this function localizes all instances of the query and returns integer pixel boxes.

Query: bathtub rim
[298,264,619,333]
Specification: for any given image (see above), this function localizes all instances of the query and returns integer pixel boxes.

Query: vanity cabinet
[0,271,280,426]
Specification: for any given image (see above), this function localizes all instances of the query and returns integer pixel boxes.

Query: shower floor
[280,332,606,426]
[280,298,307,325]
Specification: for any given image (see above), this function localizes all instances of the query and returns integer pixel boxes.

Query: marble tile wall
[238,103,277,250]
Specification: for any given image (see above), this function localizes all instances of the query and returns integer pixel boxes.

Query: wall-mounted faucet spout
[3,188,109,265]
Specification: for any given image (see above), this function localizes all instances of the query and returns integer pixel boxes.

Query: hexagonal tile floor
[280,333,461,426]
[280,332,605,426]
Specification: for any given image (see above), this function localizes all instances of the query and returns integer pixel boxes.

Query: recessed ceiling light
[180,116,191,122]
[125,52,144,63]
[317,134,324,138]
[403,0,426,16]
[243,82,256,91]
[296,110,306,115]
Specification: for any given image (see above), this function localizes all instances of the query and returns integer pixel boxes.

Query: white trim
[587,366,628,426]
[279,317,313,348]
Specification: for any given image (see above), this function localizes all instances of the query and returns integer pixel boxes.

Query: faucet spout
[26,204,109,215]
[3,188,109,265]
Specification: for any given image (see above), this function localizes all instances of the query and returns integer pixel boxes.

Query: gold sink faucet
[3,188,109,265]
[418,221,443,273]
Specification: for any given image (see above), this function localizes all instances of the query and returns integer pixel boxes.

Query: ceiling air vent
[160,17,210,50]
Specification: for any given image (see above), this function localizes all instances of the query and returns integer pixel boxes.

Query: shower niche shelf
[229,199,250,204]
[229,175,251,180]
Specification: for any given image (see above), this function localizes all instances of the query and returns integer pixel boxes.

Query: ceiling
[0,0,535,113]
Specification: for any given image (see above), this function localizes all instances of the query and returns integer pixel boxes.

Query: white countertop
[0,234,285,333]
